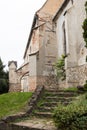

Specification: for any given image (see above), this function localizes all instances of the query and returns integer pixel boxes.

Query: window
[62,21,67,55]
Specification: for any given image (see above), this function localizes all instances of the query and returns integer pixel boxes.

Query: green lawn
[0,92,32,119]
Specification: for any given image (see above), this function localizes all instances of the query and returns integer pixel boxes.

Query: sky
[0,0,46,70]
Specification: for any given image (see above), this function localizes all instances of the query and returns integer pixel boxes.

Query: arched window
[62,21,67,55]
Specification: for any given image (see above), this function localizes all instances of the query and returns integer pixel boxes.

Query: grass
[0,92,32,119]
[64,87,78,92]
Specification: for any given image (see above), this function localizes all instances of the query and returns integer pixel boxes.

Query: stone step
[37,106,54,112]
[45,89,74,92]
[34,112,52,118]
[62,101,70,106]
[39,102,58,107]
[45,88,84,93]
[8,124,44,130]
[45,89,85,94]
[39,100,72,107]
[44,96,74,102]
[12,117,57,130]
[44,91,77,97]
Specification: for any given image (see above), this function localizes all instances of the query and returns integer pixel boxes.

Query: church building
[8,0,63,92]
[8,0,87,91]
[53,0,87,88]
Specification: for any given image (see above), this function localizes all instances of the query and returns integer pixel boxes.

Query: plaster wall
[56,0,77,68]
[37,24,45,76]
[21,75,29,92]
[74,0,87,65]
[55,0,87,87]
[30,28,39,54]
[9,63,17,83]
[29,55,37,76]
[66,0,87,66]
[56,0,87,68]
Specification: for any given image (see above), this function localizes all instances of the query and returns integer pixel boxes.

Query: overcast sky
[0,0,46,70]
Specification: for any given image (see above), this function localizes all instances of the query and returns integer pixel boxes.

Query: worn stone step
[39,100,72,107]
[62,101,70,106]
[37,106,54,112]
[44,91,77,97]
[11,117,57,130]
[8,124,44,130]
[34,112,52,118]
[45,89,85,94]
[40,102,58,107]
[44,96,74,101]
[45,89,74,92]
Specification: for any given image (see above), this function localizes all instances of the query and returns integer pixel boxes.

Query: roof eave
[53,0,70,22]
[23,1,48,59]
[23,13,38,59]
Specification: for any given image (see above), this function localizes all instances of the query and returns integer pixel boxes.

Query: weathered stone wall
[41,63,87,89]
[8,61,29,92]
[29,76,37,91]
[37,75,59,89]
[8,0,67,92]
[66,64,87,87]
[9,83,21,92]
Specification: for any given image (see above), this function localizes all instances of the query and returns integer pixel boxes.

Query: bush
[54,55,67,81]
[0,58,9,94]
[53,94,87,130]
[82,19,87,47]
[0,78,9,94]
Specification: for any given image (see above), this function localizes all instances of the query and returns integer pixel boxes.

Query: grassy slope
[0,92,32,119]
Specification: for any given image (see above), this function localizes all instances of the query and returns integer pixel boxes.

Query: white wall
[56,0,87,68]
[29,55,37,76]
[21,75,29,92]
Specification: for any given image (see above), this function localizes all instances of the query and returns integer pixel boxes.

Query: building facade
[53,0,87,87]
[8,0,87,92]
[8,0,63,92]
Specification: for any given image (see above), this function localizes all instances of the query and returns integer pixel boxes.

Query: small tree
[54,55,67,81]
[0,58,9,94]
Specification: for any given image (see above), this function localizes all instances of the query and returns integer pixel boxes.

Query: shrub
[53,93,87,130]
[54,55,67,81]
[0,58,9,94]
[0,79,9,94]
[82,19,87,47]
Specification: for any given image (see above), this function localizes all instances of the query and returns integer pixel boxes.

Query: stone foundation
[9,64,87,91]
[9,83,21,92]
[37,75,59,89]
[29,76,37,91]
[66,64,87,87]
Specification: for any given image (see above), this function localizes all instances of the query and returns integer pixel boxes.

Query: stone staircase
[33,89,79,118]
[1,87,84,130]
